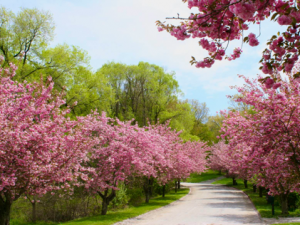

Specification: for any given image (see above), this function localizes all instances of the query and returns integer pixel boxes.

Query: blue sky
[2,0,284,115]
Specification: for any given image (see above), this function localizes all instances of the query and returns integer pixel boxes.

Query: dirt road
[115,177,263,225]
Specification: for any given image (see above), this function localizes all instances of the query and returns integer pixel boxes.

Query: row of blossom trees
[0,60,208,225]
[209,65,300,215]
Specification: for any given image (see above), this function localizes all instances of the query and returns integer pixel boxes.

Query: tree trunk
[149,178,154,197]
[0,195,12,225]
[177,179,181,190]
[219,170,222,175]
[98,189,116,215]
[253,184,257,193]
[143,178,152,203]
[232,177,237,185]
[244,179,248,189]
[101,199,108,216]
[259,186,263,197]
[162,185,165,198]
[280,193,289,215]
[31,200,36,223]
[175,180,178,193]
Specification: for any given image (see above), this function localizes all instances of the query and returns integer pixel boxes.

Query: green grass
[212,178,300,218]
[185,169,222,183]
[11,188,189,225]
[271,223,300,225]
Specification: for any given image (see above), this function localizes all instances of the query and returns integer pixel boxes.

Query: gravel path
[115,177,264,225]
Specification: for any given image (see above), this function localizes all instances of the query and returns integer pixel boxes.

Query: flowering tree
[220,71,300,215]
[82,116,175,213]
[209,141,228,173]
[82,116,208,212]
[172,141,208,183]
[157,0,300,74]
[0,61,91,225]
[146,123,208,192]
[209,140,242,185]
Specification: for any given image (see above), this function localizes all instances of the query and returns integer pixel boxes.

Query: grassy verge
[185,169,222,183]
[11,188,189,225]
[212,178,300,218]
[271,223,300,225]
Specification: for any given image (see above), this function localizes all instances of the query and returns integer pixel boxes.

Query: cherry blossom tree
[146,123,208,193]
[172,140,208,189]
[209,140,242,185]
[82,117,208,212]
[220,70,300,215]
[0,60,91,225]
[157,0,300,75]
[82,117,175,213]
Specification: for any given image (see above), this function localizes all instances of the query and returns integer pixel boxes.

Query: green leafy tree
[160,99,199,141]
[99,62,180,126]
[0,7,54,79]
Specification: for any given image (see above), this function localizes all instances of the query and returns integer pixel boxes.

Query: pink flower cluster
[269,37,285,57]
[248,33,259,47]
[195,58,215,68]
[199,38,217,52]
[228,48,242,61]
[170,25,190,41]
[264,78,281,89]
[229,2,256,20]
[277,15,292,25]
[158,0,300,73]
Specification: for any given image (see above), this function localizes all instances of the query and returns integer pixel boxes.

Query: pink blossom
[248,33,259,47]
[272,82,281,89]
[157,27,163,32]
[277,15,292,25]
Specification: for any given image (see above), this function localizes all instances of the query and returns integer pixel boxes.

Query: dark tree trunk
[145,190,150,203]
[219,170,222,175]
[143,178,152,203]
[253,184,257,193]
[101,200,108,216]
[244,179,248,189]
[259,186,263,197]
[232,177,237,185]
[0,193,13,225]
[31,200,36,223]
[175,180,178,193]
[98,189,116,215]
[280,193,289,215]
[177,179,181,190]
[149,178,154,197]
[162,185,166,198]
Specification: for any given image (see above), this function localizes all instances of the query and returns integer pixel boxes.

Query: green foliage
[65,67,113,117]
[99,61,180,126]
[185,170,222,183]
[270,223,300,225]
[159,99,198,140]
[111,184,129,209]
[11,188,102,224]
[191,122,216,145]
[0,7,54,79]
[11,189,189,225]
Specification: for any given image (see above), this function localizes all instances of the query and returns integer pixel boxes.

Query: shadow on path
[115,176,263,225]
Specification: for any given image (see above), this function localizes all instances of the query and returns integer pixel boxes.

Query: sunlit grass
[185,169,222,183]
[271,223,300,225]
